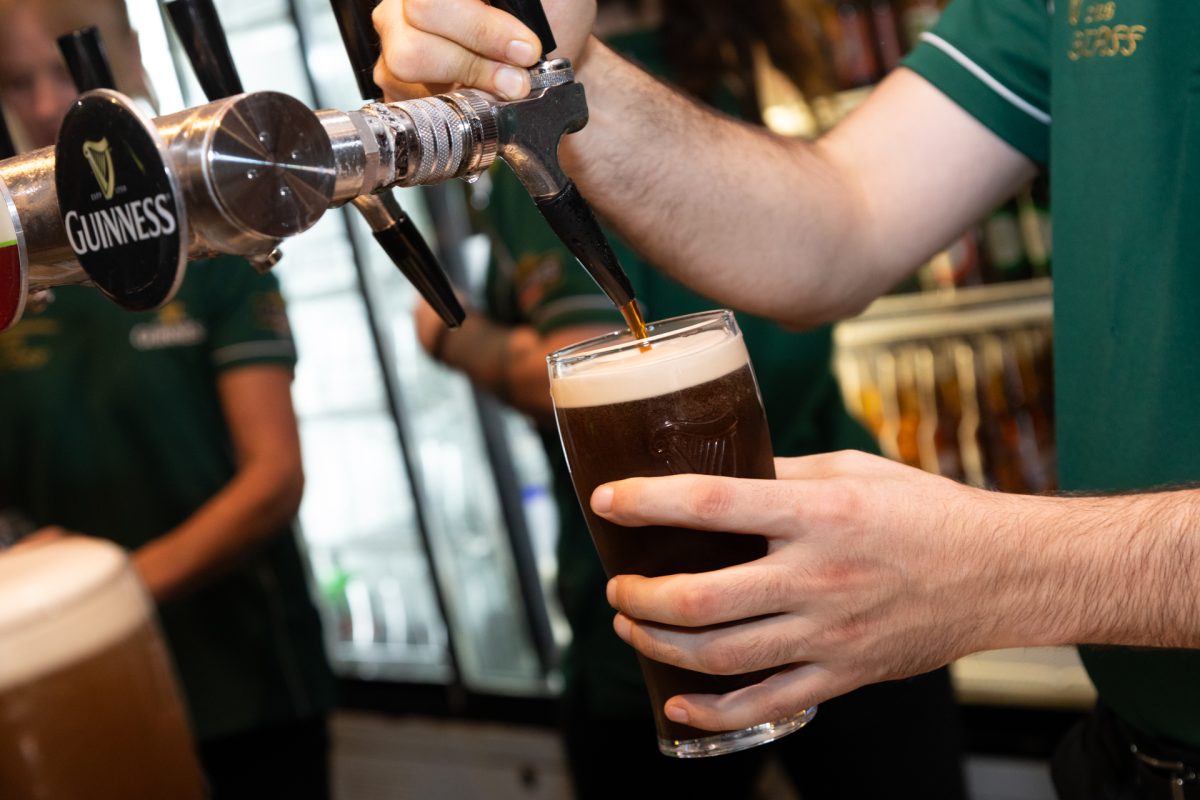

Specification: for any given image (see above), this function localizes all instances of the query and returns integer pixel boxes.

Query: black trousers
[563,668,968,800]
[199,716,331,800]
[1053,705,1200,800]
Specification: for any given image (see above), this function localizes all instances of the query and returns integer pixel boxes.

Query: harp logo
[82,138,116,200]
[651,414,739,476]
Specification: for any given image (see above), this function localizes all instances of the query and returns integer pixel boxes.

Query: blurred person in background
[414,1,967,796]
[0,2,334,797]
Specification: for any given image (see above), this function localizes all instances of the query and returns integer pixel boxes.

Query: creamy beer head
[549,312,751,408]
[0,536,148,692]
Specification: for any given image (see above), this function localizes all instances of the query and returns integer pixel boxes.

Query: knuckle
[830,449,868,474]
[629,626,670,664]
[673,582,716,626]
[465,54,492,89]
[698,639,744,676]
[371,2,393,32]
[404,0,434,26]
[686,480,734,520]
[384,45,418,79]
[813,481,864,527]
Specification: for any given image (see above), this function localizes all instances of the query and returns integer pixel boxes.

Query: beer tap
[317,0,640,331]
[56,27,117,94]
[0,0,639,333]
[325,0,464,326]
[164,0,463,326]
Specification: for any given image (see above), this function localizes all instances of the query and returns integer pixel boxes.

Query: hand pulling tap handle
[488,0,556,59]
[327,0,464,327]
[163,0,245,98]
[56,27,117,92]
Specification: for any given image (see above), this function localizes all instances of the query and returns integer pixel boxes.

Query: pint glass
[0,536,207,799]
[548,309,815,757]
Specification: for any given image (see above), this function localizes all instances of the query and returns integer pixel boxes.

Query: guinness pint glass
[549,310,815,757]
[0,537,206,799]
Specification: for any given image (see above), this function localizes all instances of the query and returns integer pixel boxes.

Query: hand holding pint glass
[0,536,206,799]
[548,310,814,757]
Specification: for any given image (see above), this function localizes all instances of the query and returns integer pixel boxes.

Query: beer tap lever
[326,0,464,327]
[163,0,244,98]
[0,113,15,160]
[489,0,556,59]
[329,0,385,101]
[484,0,637,313]
[56,27,117,93]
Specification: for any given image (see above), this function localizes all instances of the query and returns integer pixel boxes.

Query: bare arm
[563,48,1035,325]
[413,298,612,420]
[372,1,1036,326]
[132,366,304,603]
[594,454,1200,731]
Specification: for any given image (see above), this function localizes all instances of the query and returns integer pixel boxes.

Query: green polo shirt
[484,29,876,715]
[0,258,334,741]
[905,0,1200,747]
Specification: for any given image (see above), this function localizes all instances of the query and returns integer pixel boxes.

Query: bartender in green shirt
[381,0,1200,796]
[415,5,967,796]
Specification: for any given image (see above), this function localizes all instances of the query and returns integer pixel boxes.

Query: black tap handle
[57,27,117,92]
[0,112,15,160]
[489,0,556,57]
[371,197,465,327]
[535,181,634,307]
[329,0,384,100]
[164,0,245,99]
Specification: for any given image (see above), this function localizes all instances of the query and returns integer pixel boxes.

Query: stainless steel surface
[329,60,583,199]
[494,62,584,200]
[0,55,590,323]
[0,147,83,280]
[156,91,336,254]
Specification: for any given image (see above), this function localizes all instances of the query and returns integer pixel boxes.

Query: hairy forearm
[561,42,863,325]
[133,461,303,604]
[561,42,1034,327]
[988,490,1200,651]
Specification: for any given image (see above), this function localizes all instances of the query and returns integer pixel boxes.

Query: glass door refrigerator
[129,0,566,707]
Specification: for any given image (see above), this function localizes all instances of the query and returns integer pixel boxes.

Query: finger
[607,561,800,627]
[611,610,813,675]
[374,68,452,102]
[396,0,541,66]
[773,450,882,480]
[377,27,531,100]
[663,662,859,733]
[591,474,814,537]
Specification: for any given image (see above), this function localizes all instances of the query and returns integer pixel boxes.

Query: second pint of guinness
[548,309,815,757]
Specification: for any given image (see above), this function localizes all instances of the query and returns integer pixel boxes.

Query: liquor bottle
[895,0,941,52]
[1017,176,1052,277]
[868,0,904,73]
[981,199,1032,282]
[825,0,881,89]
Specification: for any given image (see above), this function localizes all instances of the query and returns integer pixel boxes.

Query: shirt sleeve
[902,0,1052,164]
[196,256,298,372]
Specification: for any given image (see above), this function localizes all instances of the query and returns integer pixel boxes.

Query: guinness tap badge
[55,90,186,311]
[82,138,116,201]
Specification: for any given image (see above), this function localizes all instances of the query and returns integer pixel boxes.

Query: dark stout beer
[550,311,813,756]
[0,538,206,799]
